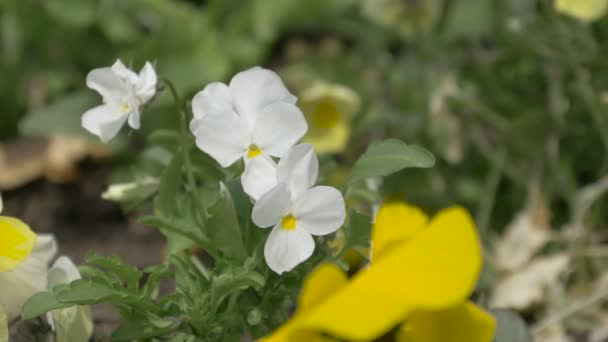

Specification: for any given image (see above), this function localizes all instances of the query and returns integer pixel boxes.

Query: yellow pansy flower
[262,201,495,341]
[0,194,57,322]
[555,0,608,21]
[0,194,36,273]
[299,83,360,154]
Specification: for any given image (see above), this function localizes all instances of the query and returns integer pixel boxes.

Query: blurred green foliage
[2,0,608,246]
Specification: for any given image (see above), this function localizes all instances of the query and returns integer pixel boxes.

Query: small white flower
[82,59,157,143]
[251,144,346,274]
[46,257,93,342]
[0,235,57,321]
[190,67,308,200]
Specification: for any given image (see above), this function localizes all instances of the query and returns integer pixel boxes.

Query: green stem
[161,78,197,194]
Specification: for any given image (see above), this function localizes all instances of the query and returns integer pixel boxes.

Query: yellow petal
[372,201,428,260]
[261,264,348,342]
[298,264,349,313]
[555,0,608,21]
[0,216,36,272]
[304,119,350,154]
[297,206,482,341]
[397,302,496,342]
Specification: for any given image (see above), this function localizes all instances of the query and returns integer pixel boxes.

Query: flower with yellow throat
[0,194,57,324]
[299,83,360,155]
[555,0,608,22]
[261,200,495,342]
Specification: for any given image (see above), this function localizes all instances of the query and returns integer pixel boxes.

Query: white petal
[292,186,346,236]
[128,111,141,130]
[111,59,138,84]
[0,305,7,342]
[229,66,297,127]
[190,83,232,134]
[241,155,278,201]
[191,82,232,120]
[48,256,81,289]
[86,67,127,104]
[264,225,315,274]
[81,104,129,143]
[194,110,249,167]
[252,183,291,228]
[135,62,157,102]
[277,143,318,198]
[252,102,308,158]
[0,234,57,321]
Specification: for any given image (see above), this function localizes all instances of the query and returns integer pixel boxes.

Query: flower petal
[111,59,138,84]
[252,183,291,228]
[252,102,308,158]
[264,224,315,274]
[396,302,496,342]
[229,67,297,126]
[0,305,7,342]
[135,62,157,102]
[0,234,57,321]
[128,111,141,130]
[297,206,482,341]
[0,216,36,272]
[47,256,81,289]
[262,264,349,342]
[192,82,233,120]
[277,144,318,198]
[298,264,348,314]
[81,104,129,143]
[241,155,278,201]
[86,67,127,104]
[292,186,345,236]
[372,201,429,261]
[193,110,249,167]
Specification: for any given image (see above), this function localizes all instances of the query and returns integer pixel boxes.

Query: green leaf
[56,280,120,304]
[148,129,182,153]
[19,90,98,138]
[491,309,533,342]
[206,182,247,262]
[44,0,96,28]
[111,313,180,341]
[21,292,74,320]
[210,269,265,312]
[343,210,373,250]
[86,254,143,291]
[349,139,435,183]
[156,154,184,217]
[140,214,198,254]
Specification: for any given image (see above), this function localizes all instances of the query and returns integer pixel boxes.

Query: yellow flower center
[281,214,297,231]
[313,102,340,129]
[121,103,131,113]
[248,144,262,159]
[0,216,36,272]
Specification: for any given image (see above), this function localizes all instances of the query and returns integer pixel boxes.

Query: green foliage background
[4,0,607,236]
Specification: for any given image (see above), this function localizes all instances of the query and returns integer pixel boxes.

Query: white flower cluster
[191,67,346,274]
[82,59,157,143]
[82,62,345,274]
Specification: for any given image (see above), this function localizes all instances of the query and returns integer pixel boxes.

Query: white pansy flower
[82,59,157,143]
[251,144,346,274]
[190,67,307,200]
[0,304,6,342]
[0,235,57,321]
[46,257,93,342]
